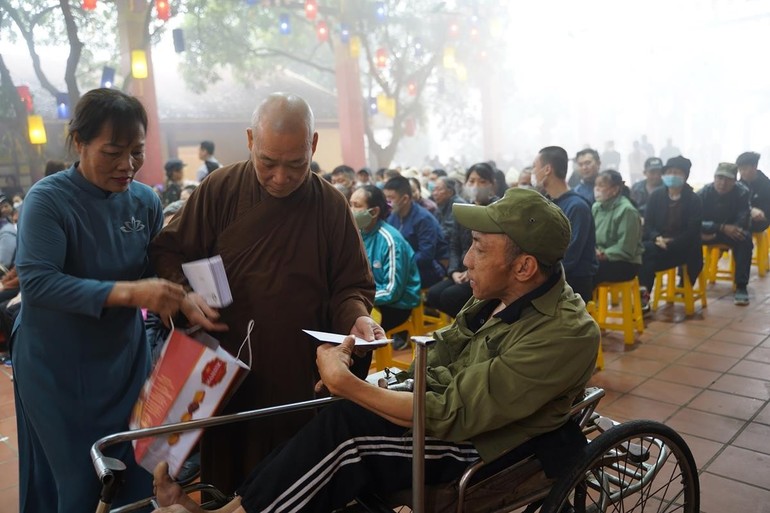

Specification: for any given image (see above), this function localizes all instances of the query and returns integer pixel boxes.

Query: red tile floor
[1,272,770,512]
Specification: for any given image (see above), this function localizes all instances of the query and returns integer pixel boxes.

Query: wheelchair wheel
[540,419,699,513]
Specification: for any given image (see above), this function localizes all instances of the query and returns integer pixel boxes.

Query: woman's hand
[134,279,186,320]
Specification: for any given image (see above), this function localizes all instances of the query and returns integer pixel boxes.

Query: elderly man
[699,162,753,305]
[152,187,600,513]
[630,157,665,217]
[736,151,770,234]
[150,93,379,494]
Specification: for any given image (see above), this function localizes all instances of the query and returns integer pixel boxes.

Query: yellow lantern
[28,115,47,145]
[385,97,396,118]
[456,63,468,82]
[443,46,456,69]
[349,36,361,58]
[131,50,148,79]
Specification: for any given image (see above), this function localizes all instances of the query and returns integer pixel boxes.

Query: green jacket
[592,195,643,265]
[413,272,599,462]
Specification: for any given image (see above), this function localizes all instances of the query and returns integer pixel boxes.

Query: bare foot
[153,462,204,512]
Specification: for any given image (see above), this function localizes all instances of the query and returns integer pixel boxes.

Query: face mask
[464,185,478,202]
[353,209,375,230]
[13,201,21,210]
[662,175,685,189]
[333,183,350,197]
[593,188,605,203]
[426,181,435,193]
[375,181,385,189]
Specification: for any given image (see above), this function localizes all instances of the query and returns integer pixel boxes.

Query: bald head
[251,93,315,146]
[247,93,319,198]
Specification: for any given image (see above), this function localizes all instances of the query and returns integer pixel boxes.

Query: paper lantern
[374,2,386,21]
[349,36,361,58]
[156,0,169,21]
[16,85,33,113]
[100,66,116,88]
[368,97,378,114]
[131,50,148,79]
[82,0,97,10]
[305,0,317,21]
[448,21,460,38]
[340,23,350,43]
[376,94,396,118]
[375,48,388,68]
[456,63,468,82]
[316,21,328,42]
[442,47,456,69]
[56,93,70,120]
[407,81,417,96]
[28,115,47,145]
[279,14,291,35]
[172,28,185,53]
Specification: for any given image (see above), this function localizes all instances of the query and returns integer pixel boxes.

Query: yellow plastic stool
[592,277,644,345]
[752,229,769,277]
[413,290,453,335]
[703,244,735,285]
[585,301,604,371]
[371,308,416,371]
[652,265,707,315]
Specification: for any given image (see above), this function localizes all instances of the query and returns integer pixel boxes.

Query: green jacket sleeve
[603,205,642,262]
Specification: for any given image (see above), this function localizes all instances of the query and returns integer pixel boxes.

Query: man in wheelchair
[152,188,600,513]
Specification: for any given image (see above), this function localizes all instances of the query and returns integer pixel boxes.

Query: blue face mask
[662,175,685,188]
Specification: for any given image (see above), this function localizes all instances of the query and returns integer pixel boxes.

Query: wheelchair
[92,338,699,513]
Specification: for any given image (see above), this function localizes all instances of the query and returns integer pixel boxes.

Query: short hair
[431,168,447,178]
[357,167,371,177]
[538,146,569,180]
[575,148,600,164]
[200,140,215,155]
[357,185,390,220]
[66,88,147,152]
[384,168,401,180]
[310,161,321,174]
[45,159,68,177]
[383,176,412,197]
[736,151,760,168]
[465,162,496,183]
[331,165,356,182]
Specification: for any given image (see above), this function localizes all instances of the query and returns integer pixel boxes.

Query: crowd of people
[337,146,768,315]
[2,86,767,512]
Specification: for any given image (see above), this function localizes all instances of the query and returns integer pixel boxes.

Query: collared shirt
[415,270,599,462]
[467,268,562,332]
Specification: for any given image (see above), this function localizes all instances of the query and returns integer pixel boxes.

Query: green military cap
[714,162,738,180]
[452,188,571,265]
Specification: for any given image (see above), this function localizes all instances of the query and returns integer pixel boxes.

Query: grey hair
[251,92,315,146]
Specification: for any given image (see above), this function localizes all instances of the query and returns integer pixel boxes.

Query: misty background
[2,0,769,186]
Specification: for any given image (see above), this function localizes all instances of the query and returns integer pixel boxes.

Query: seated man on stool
[699,163,753,306]
[152,188,600,513]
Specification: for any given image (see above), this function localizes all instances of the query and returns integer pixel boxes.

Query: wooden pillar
[333,42,367,169]
[117,0,164,187]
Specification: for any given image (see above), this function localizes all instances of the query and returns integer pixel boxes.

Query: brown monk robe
[149,159,375,495]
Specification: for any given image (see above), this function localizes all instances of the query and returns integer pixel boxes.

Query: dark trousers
[379,305,412,332]
[705,234,753,287]
[639,242,703,290]
[564,274,593,303]
[593,261,640,289]
[237,400,480,513]
[426,280,472,318]
[751,219,770,233]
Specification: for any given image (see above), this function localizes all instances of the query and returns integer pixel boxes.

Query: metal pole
[411,336,434,513]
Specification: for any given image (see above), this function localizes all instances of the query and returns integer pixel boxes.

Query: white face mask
[531,173,541,189]
[13,201,21,210]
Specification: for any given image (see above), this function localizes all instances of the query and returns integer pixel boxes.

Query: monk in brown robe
[150,93,380,495]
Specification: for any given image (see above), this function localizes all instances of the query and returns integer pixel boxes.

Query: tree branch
[254,47,335,74]
[59,0,83,103]
[0,0,60,98]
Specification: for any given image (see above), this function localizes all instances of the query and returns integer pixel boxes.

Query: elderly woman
[350,185,421,332]
[11,88,222,512]
[592,169,644,287]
